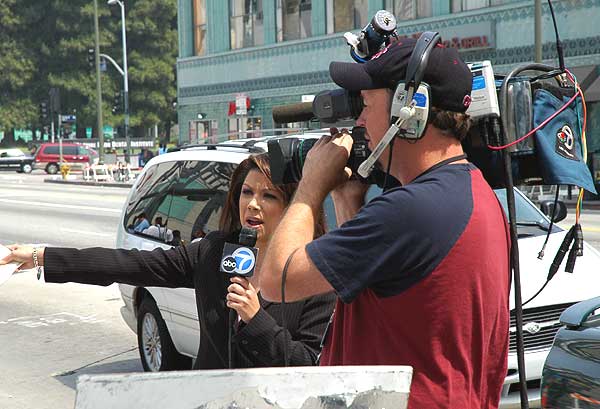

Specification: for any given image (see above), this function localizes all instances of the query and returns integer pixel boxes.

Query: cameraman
[261,38,510,409]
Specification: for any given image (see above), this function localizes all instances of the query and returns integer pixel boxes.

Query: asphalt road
[558,209,600,251]
[0,171,142,409]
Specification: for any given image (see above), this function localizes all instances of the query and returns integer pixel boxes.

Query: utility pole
[93,0,105,164]
[108,0,131,163]
[534,0,542,63]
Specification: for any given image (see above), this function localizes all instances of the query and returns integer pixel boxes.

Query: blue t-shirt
[306,162,510,409]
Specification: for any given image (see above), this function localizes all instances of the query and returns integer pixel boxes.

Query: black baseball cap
[329,38,473,113]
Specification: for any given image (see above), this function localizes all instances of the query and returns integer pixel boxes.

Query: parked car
[116,132,600,408]
[33,142,98,174]
[541,296,600,408]
[0,148,35,173]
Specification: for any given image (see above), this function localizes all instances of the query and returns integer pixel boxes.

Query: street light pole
[109,0,131,164]
[534,0,542,63]
[94,0,104,165]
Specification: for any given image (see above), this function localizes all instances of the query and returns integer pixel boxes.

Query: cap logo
[463,95,472,108]
[371,43,392,60]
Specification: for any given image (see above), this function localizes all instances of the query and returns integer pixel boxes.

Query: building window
[230,0,264,49]
[193,0,206,56]
[451,0,504,12]
[189,119,218,144]
[326,0,368,34]
[228,116,263,139]
[385,0,432,20]
[276,0,312,42]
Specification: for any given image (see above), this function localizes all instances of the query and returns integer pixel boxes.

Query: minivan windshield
[322,186,557,237]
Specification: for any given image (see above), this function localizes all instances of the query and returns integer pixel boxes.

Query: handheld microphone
[272,102,315,124]
[220,227,259,277]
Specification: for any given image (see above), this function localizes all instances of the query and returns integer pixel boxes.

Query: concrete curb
[44,178,134,189]
[563,200,600,211]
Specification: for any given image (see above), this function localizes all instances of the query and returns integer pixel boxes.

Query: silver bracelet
[32,247,42,280]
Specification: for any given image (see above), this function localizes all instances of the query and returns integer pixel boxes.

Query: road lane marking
[59,228,114,237]
[0,198,121,213]
[0,312,105,327]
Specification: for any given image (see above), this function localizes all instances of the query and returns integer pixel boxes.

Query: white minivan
[116,134,600,409]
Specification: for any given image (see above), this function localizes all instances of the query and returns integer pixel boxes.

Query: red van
[34,143,99,174]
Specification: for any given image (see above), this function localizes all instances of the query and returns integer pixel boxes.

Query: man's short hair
[429,108,472,142]
[329,37,472,114]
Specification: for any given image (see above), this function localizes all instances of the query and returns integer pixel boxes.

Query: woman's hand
[0,245,43,270]
[226,276,261,323]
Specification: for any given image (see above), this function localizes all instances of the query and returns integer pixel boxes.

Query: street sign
[235,94,248,116]
[61,115,77,123]
[104,125,114,139]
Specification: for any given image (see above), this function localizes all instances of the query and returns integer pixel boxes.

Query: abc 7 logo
[221,256,237,273]
[221,247,256,276]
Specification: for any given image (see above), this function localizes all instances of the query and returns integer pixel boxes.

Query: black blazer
[44,231,336,369]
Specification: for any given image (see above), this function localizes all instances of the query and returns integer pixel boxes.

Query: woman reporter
[1,153,335,370]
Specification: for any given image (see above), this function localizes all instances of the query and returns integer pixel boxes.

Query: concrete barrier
[75,365,413,409]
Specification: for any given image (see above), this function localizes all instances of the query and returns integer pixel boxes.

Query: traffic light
[49,87,61,116]
[39,102,48,122]
[112,90,122,114]
[87,48,95,68]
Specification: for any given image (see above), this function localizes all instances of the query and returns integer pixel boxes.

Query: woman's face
[238,169,287,247]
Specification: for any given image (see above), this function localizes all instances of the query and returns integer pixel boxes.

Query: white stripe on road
[59,228,114,237]
[0,198,121,213]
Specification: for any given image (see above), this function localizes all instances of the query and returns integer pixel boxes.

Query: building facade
[176,0,600,185]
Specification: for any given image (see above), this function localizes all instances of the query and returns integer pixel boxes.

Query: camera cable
[382,138,395,192]
[537,186,560,260]
[280,247,300,367]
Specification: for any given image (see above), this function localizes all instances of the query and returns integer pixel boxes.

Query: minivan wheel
[46,163,59,174]
[20,163,33,174]
[136,296,191,372]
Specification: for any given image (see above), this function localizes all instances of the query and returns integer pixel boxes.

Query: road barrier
[75,366,413,409]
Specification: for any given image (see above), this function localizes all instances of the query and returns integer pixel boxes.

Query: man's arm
[261,132,354,302]
[261,184,333,302]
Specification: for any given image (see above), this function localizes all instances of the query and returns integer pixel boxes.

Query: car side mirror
[539,200,567,223]
[0,153,6,158]
[560,296,600,328]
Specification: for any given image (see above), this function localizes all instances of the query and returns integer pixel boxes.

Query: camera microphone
[220,227,259,277]
[272,102,315,124]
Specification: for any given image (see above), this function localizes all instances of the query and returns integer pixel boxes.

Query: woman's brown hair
[219,153,326,239]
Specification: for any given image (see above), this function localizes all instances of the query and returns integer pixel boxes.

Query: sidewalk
[563,199,600,211]
[44,176,134,189]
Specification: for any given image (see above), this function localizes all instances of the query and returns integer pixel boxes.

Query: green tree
[0,0,37,139]
[125,0,178,141]
[0,0,178,143]
[35,0,118,138]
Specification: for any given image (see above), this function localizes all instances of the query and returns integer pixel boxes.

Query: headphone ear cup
[390,82,407,127]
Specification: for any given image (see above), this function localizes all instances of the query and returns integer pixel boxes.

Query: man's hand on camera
[298,129,353,204]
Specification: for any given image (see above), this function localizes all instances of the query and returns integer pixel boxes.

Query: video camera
[269,51,595,196]
[268,126,393,187]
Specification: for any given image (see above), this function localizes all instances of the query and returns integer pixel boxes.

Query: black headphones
[357,31,442,178]
[390,31,441,140]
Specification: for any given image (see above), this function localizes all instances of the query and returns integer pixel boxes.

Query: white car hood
[510,230,600,310]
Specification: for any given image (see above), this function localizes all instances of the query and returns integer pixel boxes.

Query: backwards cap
[329,38,473,113]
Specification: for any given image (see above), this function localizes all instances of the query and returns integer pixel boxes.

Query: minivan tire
[136,296,192,372]
[20,163,33,174]
[46,163,59,174]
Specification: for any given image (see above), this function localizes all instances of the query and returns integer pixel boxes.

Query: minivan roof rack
[169,143,265,154]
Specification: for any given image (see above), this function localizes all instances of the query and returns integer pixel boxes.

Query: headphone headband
[404,32,441,93]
